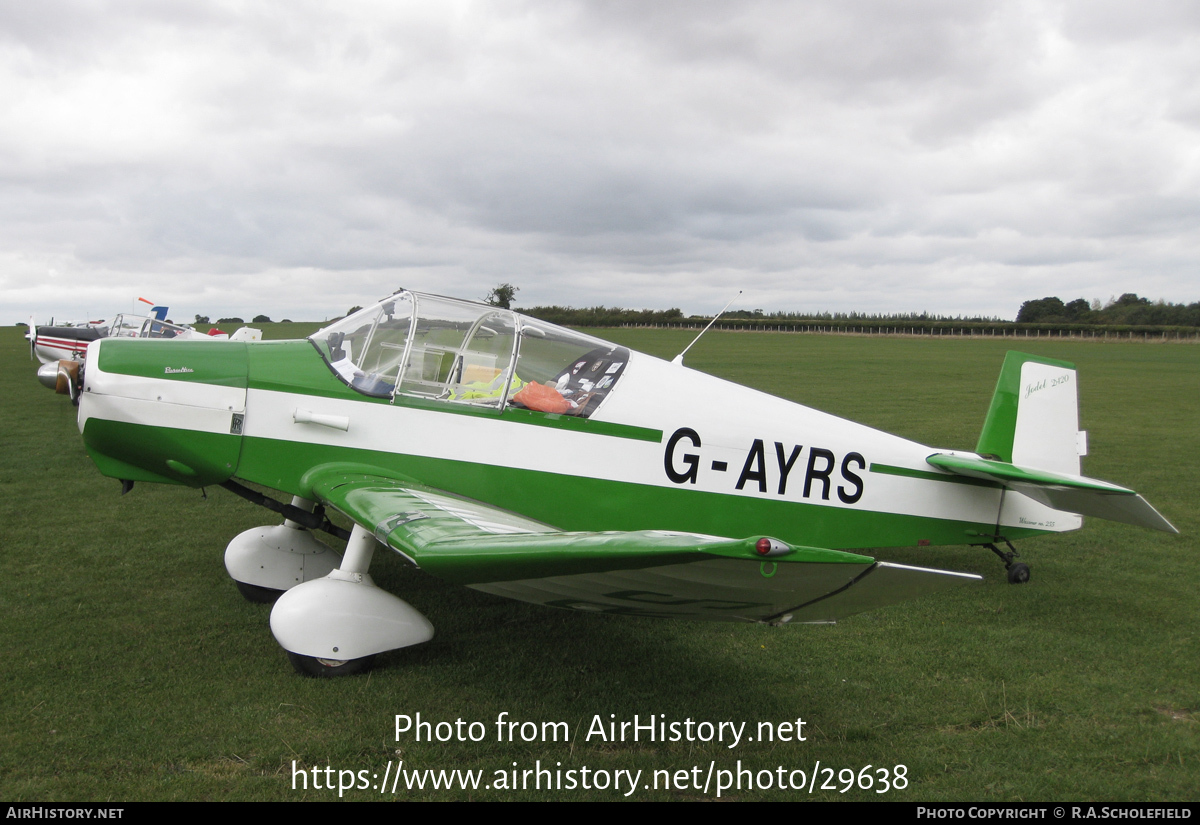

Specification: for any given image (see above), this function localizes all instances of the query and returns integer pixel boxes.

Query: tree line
[183,288,1200,330]
[1015,293,1200,327]
[521,294,1200,329]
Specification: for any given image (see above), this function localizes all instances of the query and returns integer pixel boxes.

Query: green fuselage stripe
[236,436,1028,551]
[82,419,243,487]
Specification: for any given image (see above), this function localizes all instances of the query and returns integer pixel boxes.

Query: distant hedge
[598,318,1200,340]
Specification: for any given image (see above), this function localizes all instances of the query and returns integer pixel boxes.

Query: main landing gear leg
[986,538,1030,584]
[224,496,341,602]
[269,523,434,677]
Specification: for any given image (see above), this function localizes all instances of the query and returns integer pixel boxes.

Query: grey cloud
[1,1,1198,323]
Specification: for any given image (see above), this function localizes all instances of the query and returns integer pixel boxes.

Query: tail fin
[927,351,1176,534]
[976,351,1084,473]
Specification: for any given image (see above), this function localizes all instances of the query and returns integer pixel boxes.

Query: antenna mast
[671,290,742,366]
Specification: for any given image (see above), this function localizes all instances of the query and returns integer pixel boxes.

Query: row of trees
[185,287,1200,329]
[194,314,281,325]
[522,305,686,326]
[520,292,1197,328]
[1015,294,1200,326]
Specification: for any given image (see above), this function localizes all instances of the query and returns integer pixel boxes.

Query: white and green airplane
[69,290,1176,676]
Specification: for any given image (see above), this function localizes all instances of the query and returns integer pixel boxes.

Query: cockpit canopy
[309,291,629,418]
[106,314,190,340]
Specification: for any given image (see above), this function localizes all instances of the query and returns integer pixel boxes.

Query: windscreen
[310,292,628,417]
[511,320,628,418]
[309,295,415,398]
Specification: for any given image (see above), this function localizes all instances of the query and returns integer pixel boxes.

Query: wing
[309,470,979,624]
[926,453,1177,534]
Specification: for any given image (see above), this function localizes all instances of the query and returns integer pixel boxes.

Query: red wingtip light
[755,537,794,557]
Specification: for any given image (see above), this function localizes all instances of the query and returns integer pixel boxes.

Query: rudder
[976,351,1084,475]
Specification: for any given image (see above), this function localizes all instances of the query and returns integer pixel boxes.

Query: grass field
[1,324,1195,801]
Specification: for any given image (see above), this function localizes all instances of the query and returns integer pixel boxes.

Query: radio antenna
[671,290,742,366]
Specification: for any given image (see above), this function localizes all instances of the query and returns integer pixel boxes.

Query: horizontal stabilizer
[927,453,1177,534]
[308,470,981,622]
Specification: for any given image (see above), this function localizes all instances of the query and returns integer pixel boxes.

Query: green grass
[1,326,1195,801]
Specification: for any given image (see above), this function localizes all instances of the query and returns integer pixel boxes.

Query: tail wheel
[986,540,1031,584]
[1006,562,1031,585]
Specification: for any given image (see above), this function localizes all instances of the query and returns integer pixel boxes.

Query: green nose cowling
[81,339,249,488]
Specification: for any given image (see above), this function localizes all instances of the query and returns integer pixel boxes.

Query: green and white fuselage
[74,291,1175,672]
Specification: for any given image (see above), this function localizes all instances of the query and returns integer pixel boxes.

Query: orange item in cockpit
[512,381,572,414]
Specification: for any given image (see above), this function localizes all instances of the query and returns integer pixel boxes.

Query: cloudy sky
[3,0,1199,324]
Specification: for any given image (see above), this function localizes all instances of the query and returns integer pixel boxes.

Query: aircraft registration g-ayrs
[74,290,1176,676]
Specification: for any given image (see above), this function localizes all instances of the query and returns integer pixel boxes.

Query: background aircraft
[33,304,262,401]
[29,304,168,365]
[70,290,1175,676]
